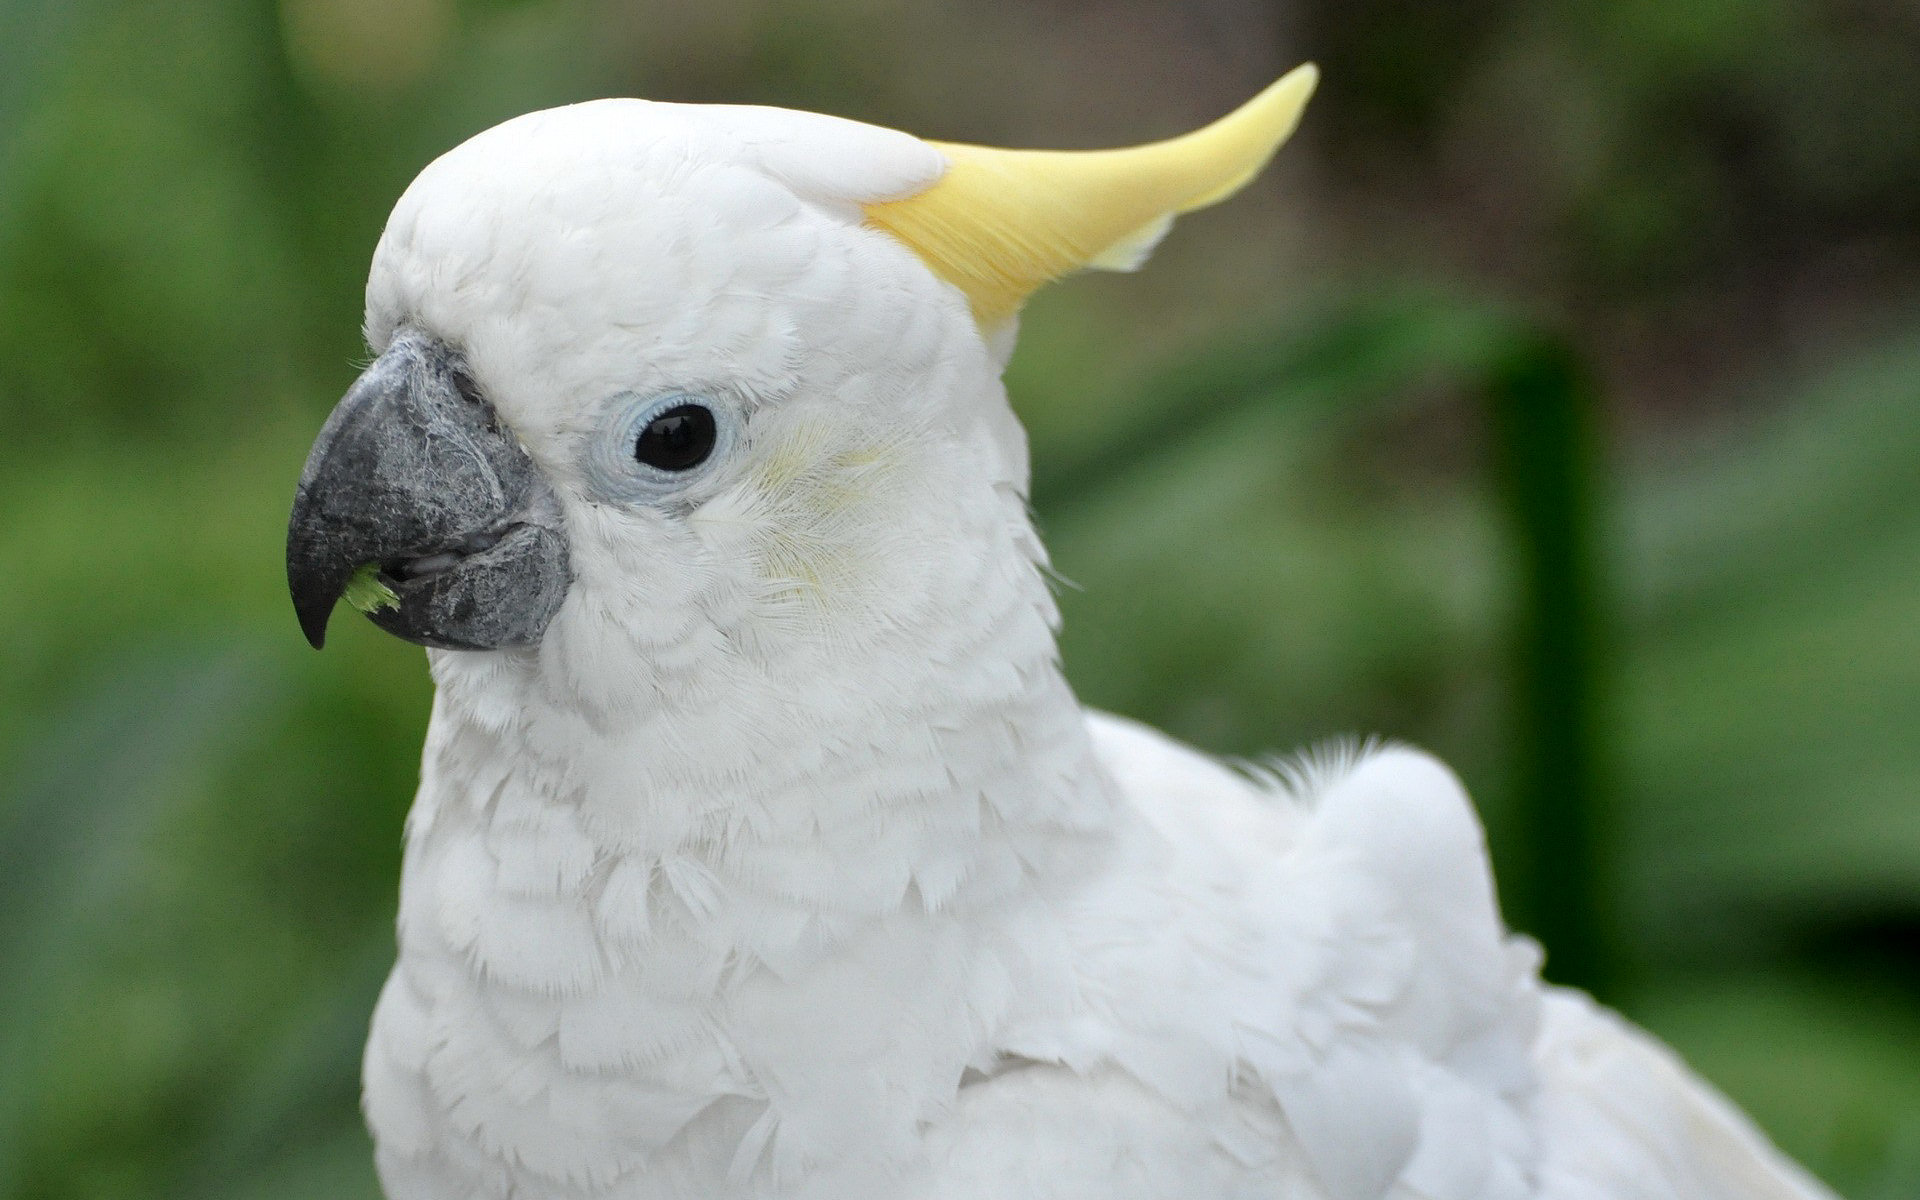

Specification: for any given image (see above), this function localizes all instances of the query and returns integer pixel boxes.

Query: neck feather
[408,491,1114,963]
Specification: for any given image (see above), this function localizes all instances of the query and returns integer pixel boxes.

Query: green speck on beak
[343,565,401,614]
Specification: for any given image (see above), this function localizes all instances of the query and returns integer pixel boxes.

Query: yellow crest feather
[864,64,1318,327]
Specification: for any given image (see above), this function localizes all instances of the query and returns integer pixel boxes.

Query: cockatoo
[286,66,1834,1200]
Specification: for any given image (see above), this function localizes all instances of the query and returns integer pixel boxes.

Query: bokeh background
[3,0,1918,1196]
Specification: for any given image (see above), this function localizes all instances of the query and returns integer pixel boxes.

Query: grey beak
[286,332,570,650]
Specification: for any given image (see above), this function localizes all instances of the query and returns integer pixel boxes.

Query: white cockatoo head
[287,69,1316,724]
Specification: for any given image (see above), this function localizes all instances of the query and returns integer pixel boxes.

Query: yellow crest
[864,64,1317,328]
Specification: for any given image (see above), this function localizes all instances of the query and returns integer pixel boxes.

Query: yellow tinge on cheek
[697,427,912,614]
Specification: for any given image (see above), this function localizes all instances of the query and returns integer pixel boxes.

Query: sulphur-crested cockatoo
[286,65,1834,1200]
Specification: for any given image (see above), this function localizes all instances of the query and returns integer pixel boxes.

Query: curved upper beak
[286,332,570,651]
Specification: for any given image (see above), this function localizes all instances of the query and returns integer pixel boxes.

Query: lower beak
[285,332,570,651]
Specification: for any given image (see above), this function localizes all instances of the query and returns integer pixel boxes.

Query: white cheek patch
[692,421,941,631]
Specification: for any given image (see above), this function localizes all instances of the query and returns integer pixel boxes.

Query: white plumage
[340,89,1836,1200]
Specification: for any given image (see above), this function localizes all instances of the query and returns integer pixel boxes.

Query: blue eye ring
[589,391,738,503]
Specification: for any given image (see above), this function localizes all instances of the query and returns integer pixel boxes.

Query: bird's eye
[589,392,734,504]
[633,404,716,472]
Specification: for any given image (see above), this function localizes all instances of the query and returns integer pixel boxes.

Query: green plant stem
[1485,334,1611,996]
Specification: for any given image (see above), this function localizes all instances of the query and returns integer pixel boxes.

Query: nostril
[448,365,501,431]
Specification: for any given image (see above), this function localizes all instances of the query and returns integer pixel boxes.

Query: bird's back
[919,713,1832,1200]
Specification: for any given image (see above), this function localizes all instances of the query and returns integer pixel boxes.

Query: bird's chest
[365,829,749,1195]
[365,816,1015,1199]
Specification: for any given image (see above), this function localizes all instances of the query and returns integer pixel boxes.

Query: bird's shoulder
[1081,709,1521,1000]
[994,711,1545,1200]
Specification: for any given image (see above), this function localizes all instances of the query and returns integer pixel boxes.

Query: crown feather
[864,64,1317,328]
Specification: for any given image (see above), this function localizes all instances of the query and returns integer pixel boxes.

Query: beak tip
[293,590,335,650]
[287,546,341,651]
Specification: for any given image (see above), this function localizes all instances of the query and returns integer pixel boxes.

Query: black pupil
[634,404,716,471]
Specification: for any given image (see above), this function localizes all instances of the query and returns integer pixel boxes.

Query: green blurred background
[2,1,1918,1196]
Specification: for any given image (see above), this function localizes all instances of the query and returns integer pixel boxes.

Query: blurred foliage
[1,1,1918,1199]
